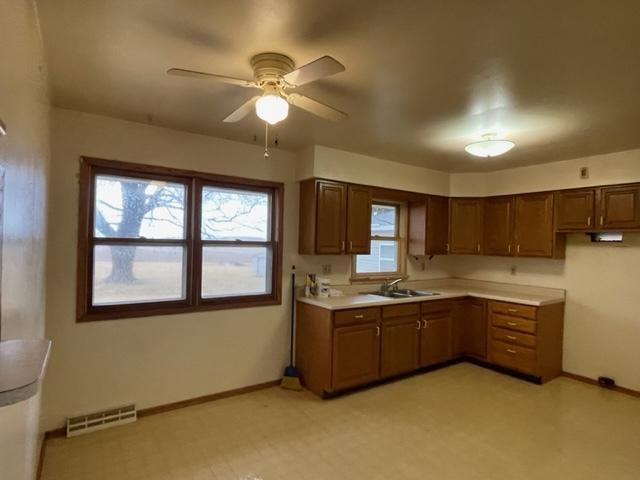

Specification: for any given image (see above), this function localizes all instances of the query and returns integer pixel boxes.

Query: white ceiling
[37,0,640,172]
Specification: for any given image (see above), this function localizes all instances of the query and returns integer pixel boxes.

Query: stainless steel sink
[362,289,440,299]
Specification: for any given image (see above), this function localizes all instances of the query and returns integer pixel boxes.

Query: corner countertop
[0,339,51,407]
[297,279,565,311]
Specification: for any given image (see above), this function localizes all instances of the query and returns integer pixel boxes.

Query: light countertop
[0,339,51,407]
[297,279,565,311]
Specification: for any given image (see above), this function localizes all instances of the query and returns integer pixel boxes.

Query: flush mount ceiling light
[465,134,515,158]
[255,92,289,125]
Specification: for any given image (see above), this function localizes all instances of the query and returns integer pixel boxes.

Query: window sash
[77,157,283,322]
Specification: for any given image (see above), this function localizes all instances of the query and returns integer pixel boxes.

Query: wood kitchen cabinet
[488,300,564,382]
[597,184,640,229]
[449,198,483,254]
[409,195,450,255]
[332,323,380,391]
[420,301,453,366]
[483,196,515,256]
[299,179,372,254]
[346,185,373,254]
[555,189,596,231]
[453,299,487,359]
[380,304,420,377]
[514,192,564,258]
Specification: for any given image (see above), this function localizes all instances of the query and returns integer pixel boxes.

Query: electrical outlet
[580,166,589,179]
[421,262,426,271]
[510,265,517,275]
[322,264,332,275]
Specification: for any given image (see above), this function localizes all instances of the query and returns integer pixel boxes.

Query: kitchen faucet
[381,278,403,292]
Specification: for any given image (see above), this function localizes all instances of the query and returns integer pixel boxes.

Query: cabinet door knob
[416,320,421,330]
[422,319,427,328]
[341,241,345,252]
[477,243,481,252]
[516,245,520,254]
[376,325,380,337]
[508,244,511,253]
[600,215,604,226]
[587,216,591,227]
[349,241,353,252]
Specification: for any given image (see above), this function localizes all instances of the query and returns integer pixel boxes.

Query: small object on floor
[240,475,263,480]
[281,364,302,391]
[598,376,615,388]
[281,266,303,391]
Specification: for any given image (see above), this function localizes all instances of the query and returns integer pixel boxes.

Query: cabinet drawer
[334,307,380,326]
[490,340,536,374]
[491,313,536,335]
[491,327,537,349]
[489,301,537,320]
[383,303,419,319]
[421,300,453,315]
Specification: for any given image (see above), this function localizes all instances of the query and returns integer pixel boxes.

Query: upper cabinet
[514,192,564,258]
[346,185,373,254]
[409,195,449,256]
[555,189,595,231]
[483,196,515,256]
[597,185,640,229]
[449,198,483,255]
[555,184,640,231]
[299,179,372,255]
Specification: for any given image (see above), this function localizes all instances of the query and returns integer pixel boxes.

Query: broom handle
[290,266,296,366]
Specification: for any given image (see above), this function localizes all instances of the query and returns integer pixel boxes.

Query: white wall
[0,0,50,478]
[42,109,301,431]
[448,150,640,391]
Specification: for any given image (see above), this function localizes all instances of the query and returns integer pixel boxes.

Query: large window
[353,203,403,277]
[77,157,283,322]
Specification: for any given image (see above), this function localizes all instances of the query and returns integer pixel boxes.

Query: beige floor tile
[41,363,640,480]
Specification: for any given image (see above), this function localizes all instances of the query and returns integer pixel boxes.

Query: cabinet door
[316,181,347,254]
[555,189,595,231]
[420,313,453,366]
[346,185,372,254]
[452,299,487,359]
[332,323,380,391]
[380,317,420,378]
[427,196,450,255]
[449,198,483,254]
[597,185,640,229]
[483,196,515,256]
[514,193,554,257]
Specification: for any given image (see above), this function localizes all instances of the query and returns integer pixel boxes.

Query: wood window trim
[351,201,408,282]
[76,157,284,322]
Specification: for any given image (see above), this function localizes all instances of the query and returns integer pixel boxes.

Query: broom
[281,266,302,391]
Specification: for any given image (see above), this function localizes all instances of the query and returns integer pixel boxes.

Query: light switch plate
[322,264,332,275]
[580,166,589,179]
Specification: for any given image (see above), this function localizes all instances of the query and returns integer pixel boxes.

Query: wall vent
[66,404,137,437]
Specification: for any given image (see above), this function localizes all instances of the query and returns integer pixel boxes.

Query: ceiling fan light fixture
[465,134,515,158]
[255,94,289,125]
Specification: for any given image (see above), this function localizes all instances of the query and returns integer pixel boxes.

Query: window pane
[371,204,397,237]
[201,246,272,298]
[92,245,186,305]
[201,186,270,241]
[355,240,399,274]
[94,175,186,239]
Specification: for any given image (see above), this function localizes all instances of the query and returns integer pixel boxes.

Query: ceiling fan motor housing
[250,53,295,88]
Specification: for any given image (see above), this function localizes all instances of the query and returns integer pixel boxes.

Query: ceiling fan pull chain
[264,122,270,159]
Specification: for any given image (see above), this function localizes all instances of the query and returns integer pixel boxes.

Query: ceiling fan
[167,53,348,125]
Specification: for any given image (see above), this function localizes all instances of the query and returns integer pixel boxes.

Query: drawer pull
[507,349,517,354]
[507,321,518,326]
[353,314,364,319]
[507,308,518,313]
[506,335,517,340]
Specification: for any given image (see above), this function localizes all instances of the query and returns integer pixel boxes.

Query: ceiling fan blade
[223,96,260,123]
[284,56,345,86]
[167,68,256,88]
[288,93,348,121]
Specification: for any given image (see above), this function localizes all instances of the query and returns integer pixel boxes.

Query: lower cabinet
[332,323,380,391]
[420,301,453,367]
[295,297,564,397]
[380,304,420,378]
